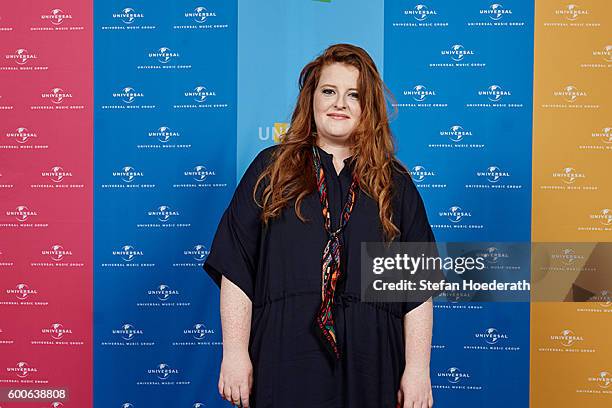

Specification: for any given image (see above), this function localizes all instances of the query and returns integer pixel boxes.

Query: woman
[204,44,435,408]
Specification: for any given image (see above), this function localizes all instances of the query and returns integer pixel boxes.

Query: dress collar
[314,145,354,166]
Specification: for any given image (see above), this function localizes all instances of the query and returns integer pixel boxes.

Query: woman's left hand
[396,366,433,408]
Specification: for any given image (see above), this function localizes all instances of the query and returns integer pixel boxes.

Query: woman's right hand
[219,350,253,407]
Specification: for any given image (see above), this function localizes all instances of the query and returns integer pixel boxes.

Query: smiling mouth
[327,113,350,119]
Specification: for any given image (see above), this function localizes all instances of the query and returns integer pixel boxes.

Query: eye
[322,88,335,95]
[349,92,359,99]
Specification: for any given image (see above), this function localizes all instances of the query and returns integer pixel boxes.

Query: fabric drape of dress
[204,145,436,408]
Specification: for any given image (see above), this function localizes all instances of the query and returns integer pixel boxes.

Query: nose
[334,95,346,110]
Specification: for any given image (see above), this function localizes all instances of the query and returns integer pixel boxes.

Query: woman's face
[313,63,362,144]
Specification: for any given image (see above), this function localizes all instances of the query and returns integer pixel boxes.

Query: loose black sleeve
[203,149,271,301]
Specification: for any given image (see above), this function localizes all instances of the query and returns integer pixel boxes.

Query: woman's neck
[316,138,352,162]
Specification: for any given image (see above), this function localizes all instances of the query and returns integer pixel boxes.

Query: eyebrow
[319,84,358,91]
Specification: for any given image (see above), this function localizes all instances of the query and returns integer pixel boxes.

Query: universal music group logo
[463,327,520,352]
[430,125,484,150]
[6,362,39,379]
[432,205,484,230]
[406,5,437,22]
[540,167,598,191]
[172,244,210,268]
[394,4,448,28]
[31,9,83,31]
[136,124,192,151]
[433,367,482,390]
[479,166,510,182]
[149,47,178,63]
[137,205,191,229]
[31,166,84,189]
[467,3,525,27]
[114,245,143,262]
[542,85,599,109]
[185,245,209,262]
[477,247,511,267]
[101,323,154,347]
[442,45,474,62]
[7,283,37,300]
[537,329,595,353]
[101,8,155,30]
[581,45,612,69]
[138,125,191,150]
[30,87,84,111]
[31,244,84,268]
[185,7,216,23]
[101,166,156,189]
[2,48,46,71]
[149,126,180,143]
[577,208,612,233]
[40,9,72,26]
[114,324,144,341]
[173,85,229,110]
[6,205,36,222]
[3,127,44,148]
[397,84,447,108]
[430,44,485,68]
[42,88,71,103]
[42,244,71,261]
[556,4,589,21]
[466,84,523,109]
[577,371,612,393]
[480,4,512,21]
[135,362,191,386]
[137,47,192,71]
[589,209,612,227]
[174,6,229,30]
[172,323,221,347]
[466,166,523,190]
[136,284,191,308]
[592,45,612,63]
[575,289,612,314]
[2,282,49,307]
[551,248,586,266]
[116,87,143,103]
[173,165,227,189]
[33,323,84,346]
[545,4,600,27]
[2,205,49,229]
[409,165,446,189]
[117,167,143,183]
[101,244,154,268]
[101,86,156,110]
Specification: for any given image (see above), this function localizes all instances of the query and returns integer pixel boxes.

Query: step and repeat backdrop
[0,1,610,407]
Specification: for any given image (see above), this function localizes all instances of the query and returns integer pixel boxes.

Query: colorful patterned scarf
[312,145,359,359]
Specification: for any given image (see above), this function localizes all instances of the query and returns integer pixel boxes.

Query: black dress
[204,145,435,408]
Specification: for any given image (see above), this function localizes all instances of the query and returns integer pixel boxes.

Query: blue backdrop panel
[385,1,533,407]
[94,1,237,407]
